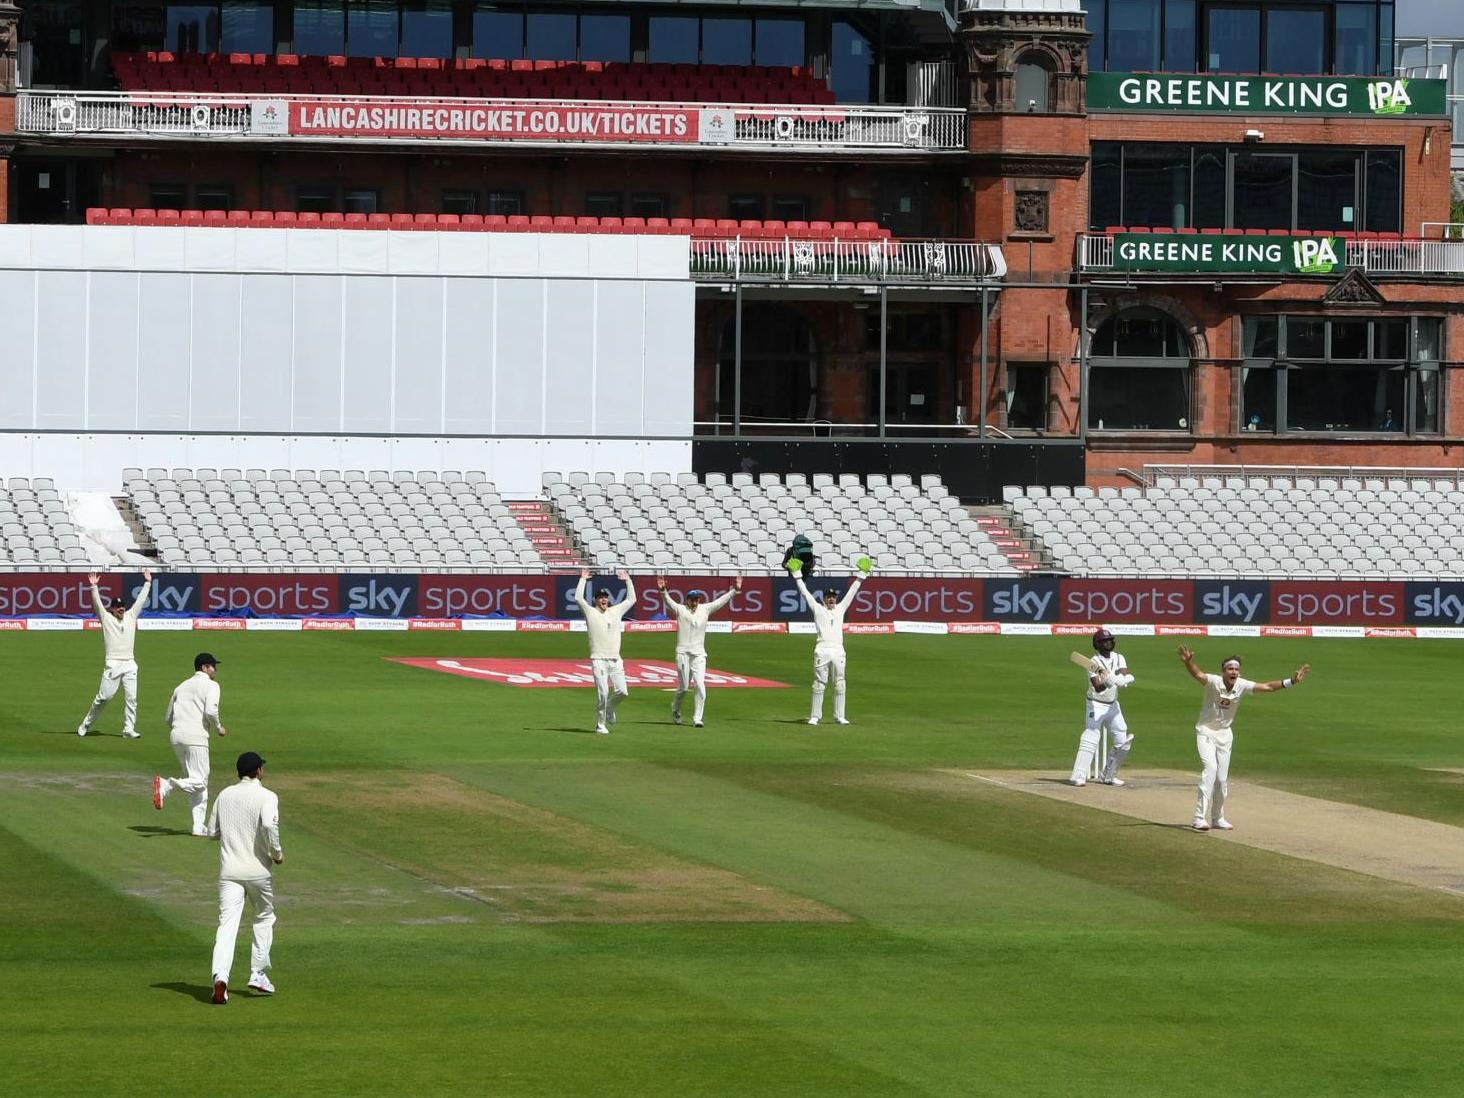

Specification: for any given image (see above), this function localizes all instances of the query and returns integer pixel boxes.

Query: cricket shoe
[693,720,704,728]
[671,711,682,725]
[153,776,166,810]
[77,724,89,737]
[1101,777,1126,787]
[1192,818,1210,832]
[212,980,228,1005]
[833,718,850,726]
[595,724,609,735]
[121,730,140,740]
[807,718,820,726]
[1070,778,1086,787]
[247,972,275,995]
[1213,818,1234,831]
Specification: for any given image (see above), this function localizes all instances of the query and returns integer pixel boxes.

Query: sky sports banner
[5,573,1464,627]
[1087,74,1447,117]
[1111,232,1344,275]
[254,100,735,144]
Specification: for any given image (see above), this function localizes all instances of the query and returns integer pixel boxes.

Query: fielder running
[575,569,635,734]
[1069,628,1136,787]
[1176,646,1309,832]
[208,751,283,1005]
[657,575,742,727]
[153,652,226,836]
[793,570,869,726]
[78,569,153,739]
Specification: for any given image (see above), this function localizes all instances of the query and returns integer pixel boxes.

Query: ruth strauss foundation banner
[4,574,1464,627]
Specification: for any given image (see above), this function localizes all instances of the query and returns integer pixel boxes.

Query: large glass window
[346,0,396,57]
[1297,152,1358,231]
[221,2,272,54]
[1265,8,1325,74]
[716,306,818,431]
[1206,6,1260,72]
[832,21,874,103]
[1015,54,1053,113]
[649,16,698,64]
[1192,147,1226,227]
[1108,0,1160,72]
[580,15,630,62]
[1364,150,1400,234]
[401,1,453,58]
[756,19,804,68]
[526,12,575,61]
[1085,0,1106,72]
[167,3,218,53]
[1089,308,1192,431]
[1233,152,1293,229]
[1006,364,1049,429]
[473,9,522,58]
[1123,144,1190,228]
[1335,3,1378,74]
[1163,0,1196,71]
[294,0,345,55]
[1090,144,1123,230]
[703,18,752,66]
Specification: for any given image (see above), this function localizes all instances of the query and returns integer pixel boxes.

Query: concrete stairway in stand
[509,500,585,570]
[968,505,1046,572]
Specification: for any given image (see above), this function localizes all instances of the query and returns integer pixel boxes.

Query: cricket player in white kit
[1177,647,1309,831]
[208,751,283,1005]
[78,570,153,739]
[153,652,226,836]
[657,575,742,726]
[575,569,635,734]
[1069,628,1136,786]
[793,571,869,726]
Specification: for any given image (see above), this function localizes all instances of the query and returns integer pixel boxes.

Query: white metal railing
[15,89,968,153]
[690,237,1007,284]
[1422,223,1464,241]
[1077,233,1464,276]
[1144,464,1464,489]
[1396,37,1464,166]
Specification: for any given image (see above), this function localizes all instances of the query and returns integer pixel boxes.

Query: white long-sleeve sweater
[575,577,636,659]
[91,580,150,662]
[208,777,283,881]
[664,588,736,655]
[795,576,862,654]
[165,671,223,747]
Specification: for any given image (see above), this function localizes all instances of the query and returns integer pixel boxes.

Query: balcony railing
[1078,233,1464,278]
[690,237,1007,285]
[15,89,968,153]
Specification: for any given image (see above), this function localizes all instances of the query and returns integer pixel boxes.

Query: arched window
[1088,306,1192,431]
[1014,52,1053,113]
[717,305,818,432]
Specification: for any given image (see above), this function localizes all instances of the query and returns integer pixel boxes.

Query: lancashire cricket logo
[1367,79,1412,115]
[1292,236,1340,274]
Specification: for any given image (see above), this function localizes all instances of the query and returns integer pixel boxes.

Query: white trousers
[1195,728,1234,823]
[212,876,275,985]
[673,651,707,723]
[811,649,847,721]
[1071,700,1130,782]
[82,660,138,735]
[164,742,210,835]
[591,657,628,728]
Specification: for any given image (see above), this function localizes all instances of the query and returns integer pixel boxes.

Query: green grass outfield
[6,631,1464,1096]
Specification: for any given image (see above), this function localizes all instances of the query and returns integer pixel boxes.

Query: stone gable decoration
[1014,190,1049,234]
[1322,268,1386,306]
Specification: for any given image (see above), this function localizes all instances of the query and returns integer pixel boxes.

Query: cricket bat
[1069,651,1098,673]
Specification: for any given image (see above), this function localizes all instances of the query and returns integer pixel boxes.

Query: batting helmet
[1092,628,1116,651]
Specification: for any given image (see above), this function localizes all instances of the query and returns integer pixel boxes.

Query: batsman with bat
[1068,628,1136,786]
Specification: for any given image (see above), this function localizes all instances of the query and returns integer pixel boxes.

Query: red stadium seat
[273,211,298,227]
[157,208,181,225]
[343,212,368,229]
[322,212,345,227]
[203,210,227,226]
[86,208,108,225]
[460,214,486,230]
[249,210,274,226]
[437,213,462,229]
[297,211,321,226]
[506,214,531,231]
[133,208,158,225]
[366,213,390,229]
[225,210,252,228]
[181,209,206,226]
[108,207,135,225]
[413,213,438,228]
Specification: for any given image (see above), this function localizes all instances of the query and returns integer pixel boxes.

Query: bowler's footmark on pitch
[392,657,788,688]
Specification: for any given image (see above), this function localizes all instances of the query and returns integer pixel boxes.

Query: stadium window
[728,194,765,221]
[717,305,818,431]
[649,16,698,64]
[1107,0,1160,73]
[1192,147,1226,228]
[1335,3,1379,74]
[831,21,874,103]
[1240,317,1279,432]
[584,193,623,217]
[441,190,479,215]
[112,4,167,54]
[294,0,345,56]
[755,19,804,68]
[1265,8,1327,76]
[472,7,524,59]
[150,183,188,210]
[1163,0,1196,71]
[1416,318,1442,434]
[1088,143,1122,231]
[195,185,234,211]
[1083,0,1107,71]
[1232,151,1293,230]
[166,3,219,53]
[1204,5,1260,73]
[342,188,380,214]
[346,0,398,58]
[1087,307,1192,431]
[1005,364,1049,430]
[770,195,810,222]
[486,191,524,215]
[1276,316,1435,434]
[1122,145,1190,228]
[220,1,273,55]
[1297,152,1359,232]
[526,12,575,62]
[1364,150,1401,233]
[401,1,454,59]
[1014,52,1052,113]
[579,14,630,63]
[702,18,752,67]
[628,193,668,218]
[295,185,337,212]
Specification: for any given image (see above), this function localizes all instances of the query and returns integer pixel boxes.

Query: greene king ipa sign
[1112,233,1345,274]
[1088,73,1447,116]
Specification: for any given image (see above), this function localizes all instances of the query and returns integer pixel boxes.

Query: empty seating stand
[0,478,95,569]
[110,52,836,105]
[85,209,895,241]
[544,471,1015,576]
[1008,475,1464,579]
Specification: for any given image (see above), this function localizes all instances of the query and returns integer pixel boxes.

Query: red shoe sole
[152,777,163,810]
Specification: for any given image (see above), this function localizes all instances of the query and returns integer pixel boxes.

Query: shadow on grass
[152,981,216,1004]
[529,727,604,735]
[129,825,194,838]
